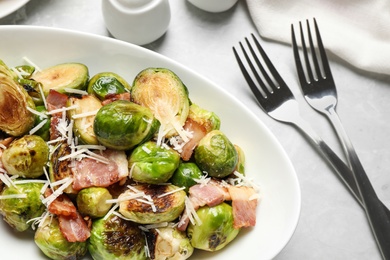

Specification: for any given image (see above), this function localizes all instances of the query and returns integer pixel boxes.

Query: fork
[292,19,390,258]
[232,34,390,259]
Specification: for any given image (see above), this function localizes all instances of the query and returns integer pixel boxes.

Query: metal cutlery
[233,32,390,259]
[291,18,390,259]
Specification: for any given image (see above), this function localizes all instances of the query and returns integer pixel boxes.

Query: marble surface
[1,0,390,259]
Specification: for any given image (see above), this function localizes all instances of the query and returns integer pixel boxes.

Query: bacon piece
[44,189,78,218]
[102,92,131,105]
[58,213,91,242]
[177,180,230,231]
[180,119,207,161]
[46,90,69,140]
[228,186,258,229]
[72,149,128,190]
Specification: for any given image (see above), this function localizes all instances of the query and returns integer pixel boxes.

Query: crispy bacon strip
[46,90,69,140]
[228,186,258,229]
[44,189,78,218]
[102,92,131,106]
[58,213,91,242]
[72,149,128,190]
[177,180,230,231]
[180,119,207,161]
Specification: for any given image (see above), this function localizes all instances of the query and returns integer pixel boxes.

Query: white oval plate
[0,0,30,19]
[0,25,301,260]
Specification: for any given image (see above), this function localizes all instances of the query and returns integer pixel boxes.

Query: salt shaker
[102,0,171,45]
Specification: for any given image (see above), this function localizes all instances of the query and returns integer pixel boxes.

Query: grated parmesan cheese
[157,186,185,198]
[71,109,99,119]
[41,178,73,206]
[64,88,88,96]
[29,119,48,135]
[23,56,42,72]
[0,194,27,199]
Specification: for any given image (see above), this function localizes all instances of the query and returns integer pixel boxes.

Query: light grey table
[2,0,390,259]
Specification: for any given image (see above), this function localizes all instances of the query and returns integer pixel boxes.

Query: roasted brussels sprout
[32,63,89,96]
[128,141,180,184]
[119,184,186,224]
[0,62,36,136]
[94,100,160,150]
[187,203,239,251]
[170,162,203,192]
[187,103,220,133]
[67,94,102,145]
[88,215,147,260]
[76,187,113,218]
[87,72,131,100]
[146,226,194,259]
[0,182,45,232]
[194,130,238,178]
[131,68,190,137]
[1,135,49,178]
[35,216,88,260]
[234,144,246,174]
[32,106,51,141]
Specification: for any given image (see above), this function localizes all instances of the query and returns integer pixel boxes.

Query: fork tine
[291,24,308,86]
[306,19,322,80]
[313,18,333,79]
[232,44,266,104]
[299,21,315,84]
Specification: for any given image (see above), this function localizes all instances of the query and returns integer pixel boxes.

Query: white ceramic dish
[0,25,301,260]
[0,0,30,19]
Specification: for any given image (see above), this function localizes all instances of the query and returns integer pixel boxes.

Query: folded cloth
[246,0,390,75]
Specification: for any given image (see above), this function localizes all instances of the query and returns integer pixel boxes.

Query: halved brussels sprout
[0,182,45,232]
[1,135,49,178]
[94,100,160,150]
[67,94,102,145]
[128,141,180,184]
[131,68,190,137]
[187,103,220,133]
[0,62,36,136]
[88,215,147,260]
[146,226,194,259]
[87,72,131,100]
[194,130,238,178]
[35,216,88,260]
[33,106,51,141]
[187,203,239,251]
[170,162,203,193]
[76,187,113,218]
[119,184,186,224]
[49,141,77,194]
[32,63,89,96]
[19,78,45,106]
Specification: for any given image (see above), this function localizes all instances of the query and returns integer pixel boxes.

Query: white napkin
[246,0,390,75]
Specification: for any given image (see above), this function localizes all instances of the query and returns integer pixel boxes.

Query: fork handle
[293,115,390,259]
[326,107,390,259]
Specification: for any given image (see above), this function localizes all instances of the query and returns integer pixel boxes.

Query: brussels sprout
[131,68,190,137]
[33,106,51,141]
[19,78,45,106]
[119,184,186,224]
[35,216,88,260]
[94,100,160,150]
[67,95,102,145]
[128,141,180,184]
[49,141,77,194]
[32,63,89,96]
[14,65,35,78]
[234,144,246,174]
[194,130,238,178]
[88,215,147,260]
[170,162,203,192]
[0,62,36,136]
[187,203,239,251]
[76,187,113,218]
[1,135,49,178]
[0,182,45,232]
[187,103,220,133]
[146,226,194,259]
[87,72,131,100]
